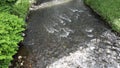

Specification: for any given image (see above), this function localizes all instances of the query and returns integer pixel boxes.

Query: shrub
[0,0,29,67]
[0,0,30,19]
[11,0,30,18]
[0,0,16,13]
[0,13,25,68]
[0,6,12,13]
[0,0,17,6]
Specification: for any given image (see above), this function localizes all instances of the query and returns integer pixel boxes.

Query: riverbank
[85,0,120,32]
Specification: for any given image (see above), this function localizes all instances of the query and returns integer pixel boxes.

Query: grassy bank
[0,0,29,68]
[85,0,120,32]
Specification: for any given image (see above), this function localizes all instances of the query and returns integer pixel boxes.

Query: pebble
[22,33,26,37]
[18,56,22,59]
[20,62,24,66]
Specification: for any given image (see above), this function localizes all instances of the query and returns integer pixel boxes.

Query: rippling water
[12,0,120,68]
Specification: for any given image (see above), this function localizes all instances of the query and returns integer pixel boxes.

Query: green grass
[85,0,120,32]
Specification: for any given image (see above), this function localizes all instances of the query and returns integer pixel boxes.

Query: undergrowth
[0,13,25,68]
[0,0,29,68]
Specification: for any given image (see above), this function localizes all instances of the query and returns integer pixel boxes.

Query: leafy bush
[0,6,12,13]
[0,0,17,6]
[11,0,30,18]
[0,0,29,68]
[0,0,30,19]
[0,13,25,68]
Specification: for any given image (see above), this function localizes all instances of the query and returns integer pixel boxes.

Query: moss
[85,0,120,32]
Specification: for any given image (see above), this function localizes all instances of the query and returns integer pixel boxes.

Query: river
[10,0,120,68]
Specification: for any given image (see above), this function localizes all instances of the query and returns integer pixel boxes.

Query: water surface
[14,0,120,68]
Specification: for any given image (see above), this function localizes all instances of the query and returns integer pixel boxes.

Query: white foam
[45,27,58,33]
[69,8,84,13]
[59,15,72,22]
[59,28,73,38]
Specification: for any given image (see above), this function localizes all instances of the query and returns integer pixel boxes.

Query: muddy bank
[9,43,32,68]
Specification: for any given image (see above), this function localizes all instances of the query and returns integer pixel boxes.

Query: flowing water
[11,0,120,68]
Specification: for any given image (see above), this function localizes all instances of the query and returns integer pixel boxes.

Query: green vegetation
[0,0,17,6]
[11,0,30,18]
[0,13,24,68]
[85,0,120,32]
[0,0,30,19]
[0,0,29,68]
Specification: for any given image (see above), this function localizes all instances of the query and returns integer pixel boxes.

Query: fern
[0,12,25,68]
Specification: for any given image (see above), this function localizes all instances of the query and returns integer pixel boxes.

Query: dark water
[35,0,52,5]
[11,0,120,68]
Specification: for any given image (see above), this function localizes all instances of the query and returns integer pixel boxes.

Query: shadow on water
[10,0,120,68]
[35,0,52,5]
